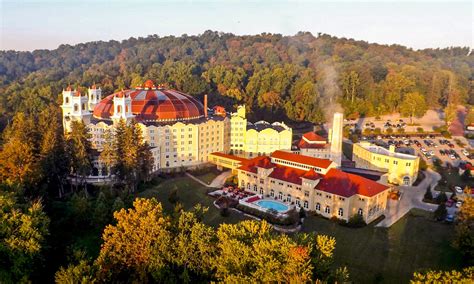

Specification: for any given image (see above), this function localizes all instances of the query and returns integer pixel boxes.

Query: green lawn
[194,171,220,185]
[302,209,462,283]
[138,176,249,227]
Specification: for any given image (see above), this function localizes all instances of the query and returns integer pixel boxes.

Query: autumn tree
[453,196,474,264]
[399,92,428,124]
[342,70,361,103]
[411,266,474,283]
[0,192,50,282]
[66,121,93,195]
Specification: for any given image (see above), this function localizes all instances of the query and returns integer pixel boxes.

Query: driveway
[209,171,233,188]
[376,169,443,227]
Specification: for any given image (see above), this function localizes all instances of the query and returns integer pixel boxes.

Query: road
[376,169,458,227]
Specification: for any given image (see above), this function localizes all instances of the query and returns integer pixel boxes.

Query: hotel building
[352,142,419,186]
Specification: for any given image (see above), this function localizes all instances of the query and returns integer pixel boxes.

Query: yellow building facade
[352,142,419,186]
[230,105,292,157]
[237,150,390,223]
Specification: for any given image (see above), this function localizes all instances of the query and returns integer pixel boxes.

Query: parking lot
[358,133,474,166]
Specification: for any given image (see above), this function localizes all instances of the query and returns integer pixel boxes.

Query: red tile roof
[298,139,329,149]
[237,156,275,174]
[269,166,307,185]
[271,150,333,169]
[302,168,323,180]
[210,152,248,163]
[315,168,389,197]
[302,132,326,142]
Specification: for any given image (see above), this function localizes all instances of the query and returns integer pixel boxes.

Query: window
[259,188,264,195]
[253,185,257,192]
[287,194,292,202]
[65,97,69,104]
[304,201,308,209]
[393,160,398,165]
[247,183,251,190]
[316,203,321,211]
[338,208,343,217]
[74,104,79,112]
[304,191,309,197]
[296,198,301,206]
[325,206,330,214]
[270,189,274,197]
[278,192,283,200]
[358,208,363,216]
[406,162,411,166]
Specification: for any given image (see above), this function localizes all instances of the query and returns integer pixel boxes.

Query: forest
[1,31,473,282]
[0,31,472,129]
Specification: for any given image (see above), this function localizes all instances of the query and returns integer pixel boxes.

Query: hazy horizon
[1,0,472,52]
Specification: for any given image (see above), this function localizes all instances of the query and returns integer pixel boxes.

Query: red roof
[269,166,307,185]
[302,132,326,142]
[302,168,323,180]
[298,139,328,149]
[210,152,248,163]
[315,168,389,197]
[237,156,275,174]
[92,80,205,122]
[271,150,333,169]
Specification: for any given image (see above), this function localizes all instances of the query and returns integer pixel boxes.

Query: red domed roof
[92,85,205,122]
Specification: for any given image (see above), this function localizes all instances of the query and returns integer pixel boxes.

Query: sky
[0,0,472,51]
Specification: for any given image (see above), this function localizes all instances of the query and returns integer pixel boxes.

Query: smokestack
[204,94,208,118]
[330,112,343,167]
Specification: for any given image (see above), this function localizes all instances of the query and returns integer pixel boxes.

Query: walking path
[185,170,232,188]
[376,169,442,227]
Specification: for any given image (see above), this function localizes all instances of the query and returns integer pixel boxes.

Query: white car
[450,154,456,160]
[462,149,469,156]
[455,186,463,194]
[456,201,463,208]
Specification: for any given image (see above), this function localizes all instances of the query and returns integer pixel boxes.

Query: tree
[453,197,474,264]
[55,260,97,283]
[66,121,92,195]
[342,70,360,103]
[93,192,110,227]
[96,198,172,282]
[0,192,50,282]
[400,92,428,124]
[434,203,447,221]
[412,266,474,283]
[424,186,433,201]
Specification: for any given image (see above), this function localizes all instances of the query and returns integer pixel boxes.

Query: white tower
[88,84,102,111]
[330,112,343,167]
[111,91,134,123]
[61,87,91,132]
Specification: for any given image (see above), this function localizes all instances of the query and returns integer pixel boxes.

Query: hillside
[0,31,472,126]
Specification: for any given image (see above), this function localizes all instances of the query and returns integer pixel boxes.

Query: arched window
[296,198,301,206]
[259,188,264,195]
[91,94,95,101]
[403,176,410,186]
[65,97,69,104]
[338,208,344,217]
[247,183,251,190]
[278,192,283,200]
[358,208,363,216]
[325,206,330,214]
[270,189,274,197]
[287,194,292,203]
[73,104,78,112]
[304,201,308,209]
[82,103,86,110]
[117,105,122,114]
[316,203,321,211]
[253,184,257,192]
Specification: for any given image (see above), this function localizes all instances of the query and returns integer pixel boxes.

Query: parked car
[455,186,463,194]
[462,149,469,156]
[456,201,463,208]
[445,214,455,223]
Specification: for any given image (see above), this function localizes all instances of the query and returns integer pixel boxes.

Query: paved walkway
[185,170,232,188]
[376,169,442,227]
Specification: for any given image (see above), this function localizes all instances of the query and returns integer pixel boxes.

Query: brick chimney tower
[204,94,208,118]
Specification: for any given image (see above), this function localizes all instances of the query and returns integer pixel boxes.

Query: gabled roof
[302,132,326,142]
[271,150,333,169]
[302,168,323,180]
[315,168,389,197]
[268,166,307,185]
[237,156,275,173]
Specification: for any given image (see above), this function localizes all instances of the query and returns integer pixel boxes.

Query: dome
[92,82,205,123]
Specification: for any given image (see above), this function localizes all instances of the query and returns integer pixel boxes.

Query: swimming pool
[256,200,289,212]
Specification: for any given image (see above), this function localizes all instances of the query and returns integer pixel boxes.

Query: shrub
[350,134,359,143]
[424,186,433,201]
[434,203,447,221]
[436,192,448,204]
[168,189,179,204]
[397,128,405,133]
[419,158,428,171]
[416,127,424,133]
[385,127,393,134]
[346,214,367,228]
[374,128,382,134]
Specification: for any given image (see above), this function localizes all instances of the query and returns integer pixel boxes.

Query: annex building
[60,80,293,176]
[237,150,390,223]
[352,142,419,186]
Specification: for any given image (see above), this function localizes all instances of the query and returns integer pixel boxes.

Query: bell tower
[61,87,91,132]
[88,84,101,111]
[111,91,134,123]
